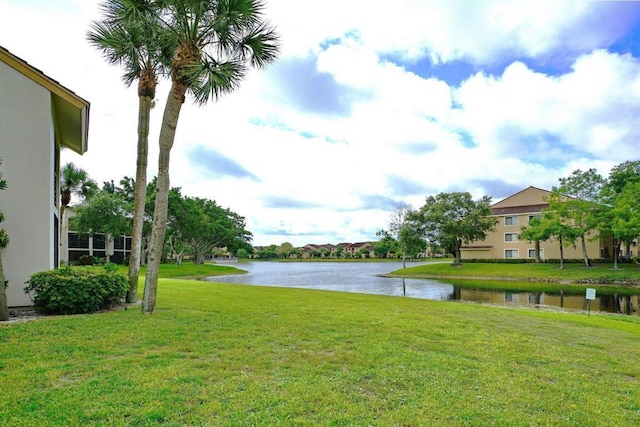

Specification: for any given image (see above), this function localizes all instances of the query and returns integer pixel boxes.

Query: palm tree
[60,164,98,263]
[88,0,174,303]
[60,163,98,219]
[142,0,279,313]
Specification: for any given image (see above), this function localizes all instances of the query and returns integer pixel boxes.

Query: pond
[206,261,639,315]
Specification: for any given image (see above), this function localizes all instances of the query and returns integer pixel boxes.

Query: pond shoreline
[384,273,640,287]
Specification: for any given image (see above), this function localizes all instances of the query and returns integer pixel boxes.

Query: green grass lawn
[117,261,247,279]
[392,261,640,283]
[390,262,640,296]
[2,270,640,426]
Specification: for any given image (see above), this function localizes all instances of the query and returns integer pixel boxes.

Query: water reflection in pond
[206,261,639,315]
[447,285,638,315]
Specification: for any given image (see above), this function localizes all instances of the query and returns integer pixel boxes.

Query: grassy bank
[391,262,640,284]
[2,274,640,425]
[116,261,246,280]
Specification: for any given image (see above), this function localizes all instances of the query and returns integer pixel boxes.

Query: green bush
[24,265,127,315]
[78,254,95,265]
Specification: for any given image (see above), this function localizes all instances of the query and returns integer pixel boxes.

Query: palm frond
[241,22,279,69]
[185,55,246,104]
[89,0,175,87]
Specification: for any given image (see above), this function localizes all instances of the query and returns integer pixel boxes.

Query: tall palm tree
[60,162,99,220]
[142,0,279,313]
[60,163,98,264]
[88,0,174,303]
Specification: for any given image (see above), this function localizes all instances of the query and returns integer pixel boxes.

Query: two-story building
[1,46,89,307]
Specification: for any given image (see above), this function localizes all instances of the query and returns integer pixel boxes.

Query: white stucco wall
[0,60,58,306]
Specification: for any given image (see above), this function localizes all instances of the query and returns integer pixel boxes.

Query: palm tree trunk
[142,81,186,314]
[0,254,8,321]
[127,94,152,303]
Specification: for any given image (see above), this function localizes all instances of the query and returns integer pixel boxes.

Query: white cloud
[2,0,639,246]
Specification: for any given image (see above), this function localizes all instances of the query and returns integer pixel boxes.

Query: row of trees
[521,161,640,269]
[378,161,640,269]
[255,243,368,260]
[69,173,253,270]
[88,0,279,313]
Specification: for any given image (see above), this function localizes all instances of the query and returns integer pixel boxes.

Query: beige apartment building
[0,46,89,306]
[461,186,611,261]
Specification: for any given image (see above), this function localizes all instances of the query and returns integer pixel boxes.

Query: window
[528,214,541,223]
[114,237,125,250]
[505,249,518,258]
[505,233,519,242]
[68,232,89,249]
[68,250,90,262]
[528,249,543,259]
[505,216,519,226]
[93,234,106,249]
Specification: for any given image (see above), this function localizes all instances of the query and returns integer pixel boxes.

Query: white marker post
[586,288,596,317]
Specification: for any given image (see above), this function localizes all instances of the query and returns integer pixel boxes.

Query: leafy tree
[167,231,190,265]
[89,0,174,303]
[519,216,544,263]
[598,181,640,269]
[73,192,132,263]
[611,182,640,255]
[374,234,398,259]
[277,242,294,259]
[551,168,605,267]
[522,211,579,270]
[168,196,252,264]
[258,245,277,259]
[236,248,248,259]
[143,0,280,313]
[153,186,250,265]
[410,192,495,266]
[606,160,640,194]
[378,207,426,267]
[0,158,9,320]
[398,222,427,261]
[604,160,640,259]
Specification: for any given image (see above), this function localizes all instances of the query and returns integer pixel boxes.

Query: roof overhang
[0,45,89,154]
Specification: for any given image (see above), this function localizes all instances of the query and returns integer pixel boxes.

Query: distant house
[460,186,612,261]
[343,242,375,258]
[0,46,89,307]
[299,243,336,259]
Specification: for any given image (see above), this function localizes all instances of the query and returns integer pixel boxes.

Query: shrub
[24,265,127,315]
[78,255,94,265]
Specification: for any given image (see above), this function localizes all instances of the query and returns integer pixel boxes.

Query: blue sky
[1,0,639,246]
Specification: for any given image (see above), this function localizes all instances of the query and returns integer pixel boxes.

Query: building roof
[492,186,551,208]
[0,45,89,154]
